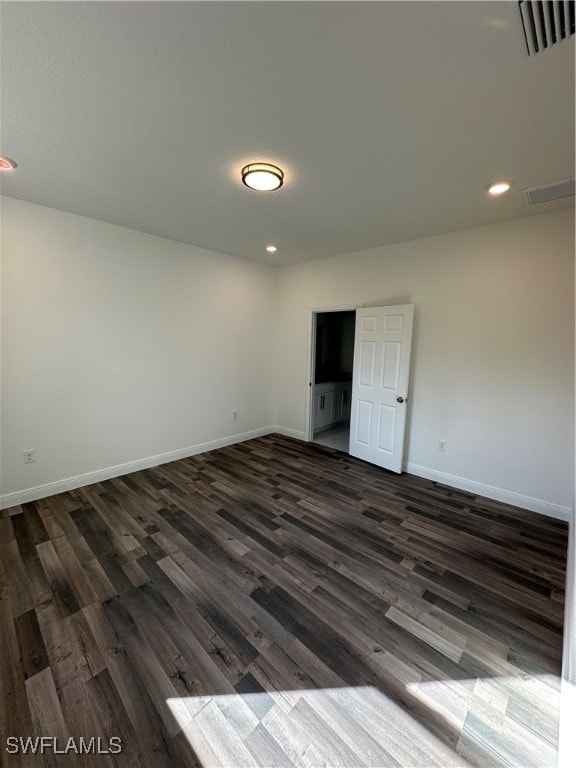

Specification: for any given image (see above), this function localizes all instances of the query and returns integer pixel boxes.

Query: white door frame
[305,304,362,442]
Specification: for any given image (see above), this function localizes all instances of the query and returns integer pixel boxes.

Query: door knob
[396,396,405,403]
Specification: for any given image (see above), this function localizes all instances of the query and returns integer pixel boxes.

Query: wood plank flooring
[0,434,568,767]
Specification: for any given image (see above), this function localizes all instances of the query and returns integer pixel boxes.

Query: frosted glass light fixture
[486,180,513,195]
[242,163,284,191]
[0,156,17,170]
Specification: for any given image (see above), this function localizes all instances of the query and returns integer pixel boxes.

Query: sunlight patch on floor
[167,674,563,767]
[406,673,561,768]
[558,679,576,768]
[167,685,468,767]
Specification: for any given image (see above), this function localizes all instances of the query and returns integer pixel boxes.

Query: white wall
[559,511,576,768]
[2,199,574,518]
[559,242,576,763]
[1,197,277,502]
[274,209,575,516]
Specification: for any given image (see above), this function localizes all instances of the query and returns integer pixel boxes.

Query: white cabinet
[313,381,352,431]
[313,384,335,431]
[334,382,352,422]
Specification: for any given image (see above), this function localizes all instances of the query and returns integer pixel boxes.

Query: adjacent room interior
[311,310,355,452]
[0,2,575,767]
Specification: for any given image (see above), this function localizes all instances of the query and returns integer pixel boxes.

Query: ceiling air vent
[519,0,575,55]
[523,178,575,205]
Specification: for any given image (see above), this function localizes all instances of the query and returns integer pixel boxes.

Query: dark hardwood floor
[0,435,568,767]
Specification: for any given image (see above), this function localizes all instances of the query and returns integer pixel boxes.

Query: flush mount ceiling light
[0,156,17,170]
[242,163,284,191]
[486,180,513,196]
[266,245,278,253]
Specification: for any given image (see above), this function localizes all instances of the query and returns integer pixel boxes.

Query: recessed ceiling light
[242,163,284,191]
[266,245,278,253]
[486,180,513,196]
[0,156,17,170]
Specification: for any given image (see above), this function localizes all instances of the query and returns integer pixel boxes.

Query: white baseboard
[272,425,307,441]
[2,430,569,523]
[404,462,571,521]
[0,427,276,510]
[271,427,570,521]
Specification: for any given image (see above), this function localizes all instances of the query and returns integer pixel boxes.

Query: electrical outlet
[23,449,36,464]
[437,440,447,453]
[232,410,238,420]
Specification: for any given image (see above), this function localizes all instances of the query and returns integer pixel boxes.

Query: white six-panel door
[349,305,414,473]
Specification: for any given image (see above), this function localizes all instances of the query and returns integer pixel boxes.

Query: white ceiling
[1,1,574,266]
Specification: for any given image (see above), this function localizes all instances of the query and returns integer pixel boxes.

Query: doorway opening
[309,309,356,453]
